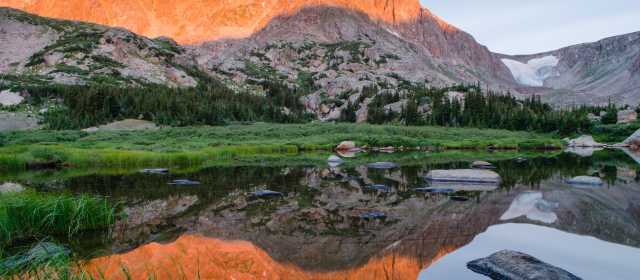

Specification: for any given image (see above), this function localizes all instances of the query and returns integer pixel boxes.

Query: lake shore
[0,123,562,171]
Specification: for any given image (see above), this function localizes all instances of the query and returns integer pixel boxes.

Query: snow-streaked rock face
[500,192,558,224]
[502,56,559,87]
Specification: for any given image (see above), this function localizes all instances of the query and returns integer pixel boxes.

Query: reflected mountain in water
[8,149,640,279]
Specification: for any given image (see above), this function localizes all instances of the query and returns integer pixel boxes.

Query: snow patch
[502,55,559,87]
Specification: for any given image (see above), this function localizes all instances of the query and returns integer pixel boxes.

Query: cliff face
[0,0,425,44]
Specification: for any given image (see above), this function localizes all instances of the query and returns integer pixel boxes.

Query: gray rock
[0,112,39,132]
[0,182,25,194]
[567,135,604,148]
[467,250,582,280]
[425,169,501,184]
[623,128,640,147]
[367,162,399,169]
[566,176,603,186]
[83,119,159,132]
[472,160,495,169]
[0,90,24,106]
[327,155,344,163]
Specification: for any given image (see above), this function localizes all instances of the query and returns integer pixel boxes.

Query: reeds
[0,192,115,247]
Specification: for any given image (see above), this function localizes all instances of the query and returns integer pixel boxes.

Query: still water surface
[9,149,640,279]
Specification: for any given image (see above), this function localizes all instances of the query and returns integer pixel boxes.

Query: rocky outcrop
[0,182,25,193]
[0,8,197,88]
[623,129,640,150]
[0,112,39,131]
[467,250,582,280]
[0,90,24,106]
[503,32,640,106]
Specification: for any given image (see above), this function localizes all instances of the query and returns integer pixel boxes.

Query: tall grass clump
[0,192,115,247]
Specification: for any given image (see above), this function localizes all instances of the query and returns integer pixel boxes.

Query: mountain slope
[501,32,640,106]
[0,8,196,88]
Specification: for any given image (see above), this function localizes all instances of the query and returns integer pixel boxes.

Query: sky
[423,0,640,55]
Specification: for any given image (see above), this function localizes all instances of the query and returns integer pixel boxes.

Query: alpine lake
[2,148,640,279]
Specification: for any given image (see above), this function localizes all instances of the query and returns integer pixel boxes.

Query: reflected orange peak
[0,0,456,44]
[84,234,429,280]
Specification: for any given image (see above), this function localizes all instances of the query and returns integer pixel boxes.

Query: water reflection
[5,149,640,279]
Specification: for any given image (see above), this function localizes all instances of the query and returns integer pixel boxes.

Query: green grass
[0,192,115,248]
[592,121,640,143]
[0,123,562,171]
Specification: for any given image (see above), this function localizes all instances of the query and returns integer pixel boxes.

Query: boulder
[249,190,284,199]
[336,141,356,151]
[566,135,604,148]
[566,176,603,186]
[0,182,25,194]
[471,160,495,169]
[366,162,399,169]
[467,250,582,280]
[617,109,637,124]
[425,169,501,184]
[0,90,24,106]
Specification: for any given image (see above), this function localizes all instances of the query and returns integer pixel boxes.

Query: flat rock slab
[566,176,603,186]
[467,250,582,280]
[567,135,604,148]
[425,169,501,184]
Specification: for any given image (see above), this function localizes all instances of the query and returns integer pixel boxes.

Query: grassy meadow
[0,123,563,171]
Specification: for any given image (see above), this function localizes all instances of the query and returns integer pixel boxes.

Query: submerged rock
[450,196,470,202]
[367,162,399,169]
[566,176,603,186]
[415,187,455,194]
[363,184,391,193]
[0,182,25,194]
[471,161,495,169]
[427,181,499,192]
[168,179,201,186]
[567,135,604,148]
[467,250,582,280]
[359,211,386,220]
[425,169,501,184]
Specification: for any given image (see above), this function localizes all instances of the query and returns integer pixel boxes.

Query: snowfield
[502,55,559,87]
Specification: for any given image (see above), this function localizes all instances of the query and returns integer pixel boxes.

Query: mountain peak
[0,0,453,44]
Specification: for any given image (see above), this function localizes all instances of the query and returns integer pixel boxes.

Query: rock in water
[425,169,501,184]
[467,250,582,280]
[567,135,604,148]
[367,162,399,169]
[472,160,495,169]
[623,129,640,149]
[336,141,356,151]
[566,176,603,186]
[168,179,201,186]
[327,155,344,163]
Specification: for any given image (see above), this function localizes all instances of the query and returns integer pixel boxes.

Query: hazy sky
[423,0,640,55]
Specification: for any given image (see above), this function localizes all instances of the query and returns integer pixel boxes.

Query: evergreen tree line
[24,75,311,129]
[354,84,621,135]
